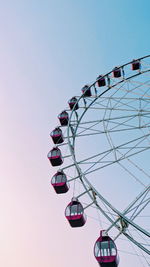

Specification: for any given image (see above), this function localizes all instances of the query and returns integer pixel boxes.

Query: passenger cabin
[113,67,121,78]
[94,230,119,267]
[68,97,79,110]
[65,198,86,227]
[47,147,63,166]
[58,111,69,126]
[50,127,64,144]
[131,59,141,70]
[97,75,106,87]
[51,171,69,194]
[82,85,91,97]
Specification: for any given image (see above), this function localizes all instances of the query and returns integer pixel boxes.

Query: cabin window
[61,175,66,182]
[51,176,56,184]
[94,242,100,257]
[70,204,78,215]
[59,112,68,119]
[110,241,116,256]
[52,150,61,157]
[56,174,62,183]
[101,241,110,256]
[65,207,70,216]
[59,113,65,118]
[51,150,57,156]
[95,240,116,257]
[48,152,51,158]
[77,204,83,214]
[54,174,65,183]
[70,98,76,103]
[66,203,83,216]
[54,130,58,135]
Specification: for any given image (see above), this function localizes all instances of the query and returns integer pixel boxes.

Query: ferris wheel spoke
[107,87,141,110]
[107,82,150,114]
[80,133,150,164]
[58,56,150,261]
[107,98,139,113]
[117,77,150,97]
[103,115,148,133]
[75,122,144,137]
[104,186,150,237]
[79,105,139,112]
[108,79,139,103]
[69,119,150,142]
[127,80,150,95]
[79,171,150,238]
[117,161,148,187]
[106,122,150,137]
[82,146,150,177]
[94,202,120,230]
[134,228,150,249]
[118,134,150,160]
[127,77,150,90]
[96,130,150,186]
[140,87,150,101]
[125,229,150,266]
[130,198,150,221]
[76,133,150,177]
[116,141,150,180]
[72,111,150,128]
[49,56,150,266]
[68,70,150,143]
[71,126,150,139]
[126,192,150,217]
[103,115,150,185]
[109,97,146,113]
[123,232,150,255]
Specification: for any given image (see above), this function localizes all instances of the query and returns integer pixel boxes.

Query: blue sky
[0,1,149,267]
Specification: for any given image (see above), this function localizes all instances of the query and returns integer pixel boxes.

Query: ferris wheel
[48,56,150,267]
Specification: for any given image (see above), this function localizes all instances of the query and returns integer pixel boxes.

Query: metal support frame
[66,55,150,256]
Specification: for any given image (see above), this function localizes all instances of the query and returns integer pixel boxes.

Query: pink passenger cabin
[112,67,121,78]
[68,97,79,110]
[47,147,63,166]
[82,85,91,97]
[51,171,69,194]
[97,75,106,87]
[65,197,87,227]
[58,111,69,126]
[50,127,64,144]
[94,230,119,267]
[131,59,141,70]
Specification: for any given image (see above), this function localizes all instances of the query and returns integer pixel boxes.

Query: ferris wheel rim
[64,55,150,256]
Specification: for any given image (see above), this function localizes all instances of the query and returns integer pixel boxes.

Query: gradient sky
[0,1,150,267]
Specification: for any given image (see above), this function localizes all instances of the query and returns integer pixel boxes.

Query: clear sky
[0,1,150,267]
